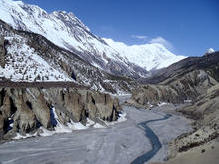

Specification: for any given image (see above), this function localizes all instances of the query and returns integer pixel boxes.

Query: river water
[132,114,172,164]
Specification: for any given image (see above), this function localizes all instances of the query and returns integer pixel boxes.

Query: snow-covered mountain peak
[51,11,90,32]
[206,48,215,54]
[103,38,186,71]
[1,0,46,16]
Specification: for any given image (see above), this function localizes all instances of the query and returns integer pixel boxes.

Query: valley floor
[0,97,192,164]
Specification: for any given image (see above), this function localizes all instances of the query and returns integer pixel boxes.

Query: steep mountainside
[0,20,135,94]
[127,52,219,160]
[0,0,185,78]
[104,38,185,71]
[167,84,219,160]
[141,52,219,84]
[130,70,218,106]
[0,0,149,79]
[129,52,219,106]
[0,35,72,82]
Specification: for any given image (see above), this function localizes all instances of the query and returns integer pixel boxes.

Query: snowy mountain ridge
[0,0,185,78]
[103,38,186,71]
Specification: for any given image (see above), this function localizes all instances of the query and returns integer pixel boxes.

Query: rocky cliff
[0,86,121,141]
[129,70,218,107]
[168,84,219,159]
[129,52,219,107]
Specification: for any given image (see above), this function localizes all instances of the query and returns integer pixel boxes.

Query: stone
[10,94,36,134]
[0,114,4,138]
[94,93,115,121]
[13,108,36,135]
[27,90,51,129]
[0,37,6,68]
[85,91,98,120]
[63,90,84,122]
[0,95,11,119]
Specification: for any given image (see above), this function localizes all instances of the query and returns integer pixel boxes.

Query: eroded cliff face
[129,70,218,107]
[167,84,219,159]
[0,87,121,141]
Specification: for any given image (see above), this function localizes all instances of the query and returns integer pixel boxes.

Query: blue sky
[23,0,219,56]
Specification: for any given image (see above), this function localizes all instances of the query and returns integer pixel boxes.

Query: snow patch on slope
[0,35,73,82]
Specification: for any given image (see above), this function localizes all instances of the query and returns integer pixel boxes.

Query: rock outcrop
[129,70,217,106]
[168,84,219,159]
[0,36,6,68]
[0,86,121,141]
[0,114,4,138]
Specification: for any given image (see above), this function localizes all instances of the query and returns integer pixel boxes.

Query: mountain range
[104,38,185,71]
[0,1,218,163]
[0,0,185,79]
